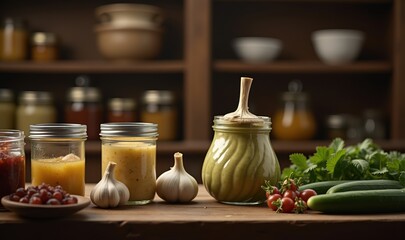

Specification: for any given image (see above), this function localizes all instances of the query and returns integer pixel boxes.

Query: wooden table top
[1,184,404,240]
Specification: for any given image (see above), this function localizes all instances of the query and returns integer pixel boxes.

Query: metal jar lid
[0,89,13,102]
[19,91,53,104]
[67,87,101,102]
[31,32,58,46]
[100,122,158,137]
[29,123,87,139]
[142,90,175,105]
[108,98,136,111]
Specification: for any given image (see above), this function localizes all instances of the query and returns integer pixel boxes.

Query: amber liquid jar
[0,18,27,61]
[107,98,136,122]
[65,87,102,140]
[140,90,178,141]
[31,32,58,62]
[0,89,15,129]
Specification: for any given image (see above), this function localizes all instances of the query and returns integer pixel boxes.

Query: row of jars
[0,88,179,141]
[0,18,59,62]
[0,122,159,207]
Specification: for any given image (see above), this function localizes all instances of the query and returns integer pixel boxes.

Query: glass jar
[202,116,280,205]
[31,32,58,61]
[107,98,136,122]
[273,81,316,140]
[325,114,349,140]
[0,89,15,129]
[141,90,178,141]
[16,91,56,136]
[363,109,386,139]
[29,123,87,196]
[0,130,25,207]
[100,122,158,205]
[0,18,28,61]
[65,86,102,140]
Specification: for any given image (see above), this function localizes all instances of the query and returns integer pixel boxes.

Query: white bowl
[233,37,282,63]
[312,29,364,65]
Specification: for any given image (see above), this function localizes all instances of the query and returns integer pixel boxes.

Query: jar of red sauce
[0,130,25,207]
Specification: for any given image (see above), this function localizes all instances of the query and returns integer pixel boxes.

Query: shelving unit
[1,0,405,183]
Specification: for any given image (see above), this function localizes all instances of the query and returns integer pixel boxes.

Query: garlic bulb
[156,152,198,203]
[90,161,130,208]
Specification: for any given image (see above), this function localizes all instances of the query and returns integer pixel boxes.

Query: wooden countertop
[1,185,404,240]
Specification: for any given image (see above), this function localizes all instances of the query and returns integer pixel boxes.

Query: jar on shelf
[31,32,58,61]
[16,91,56,136]
[140,90,178,141]
[0,130,25,207]
[107,98,136,122]
[29,123,87,196]
[0,89,15,129]
[65,86,102,140]
[363,109,386,139]
[0,18,28,61]
[100,122,158,205]
[325,114,349,140]
[273,80,317,140]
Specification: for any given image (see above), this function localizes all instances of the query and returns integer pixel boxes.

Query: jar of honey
[140,90,178,141]
[31,32,58,61]
[273,80,316,140]
[0,89,15,129]
[107,98,136,122]
[0,18,28,61]
[29,123,87,196]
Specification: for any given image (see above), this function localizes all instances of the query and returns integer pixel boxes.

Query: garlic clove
[156,152,198,203]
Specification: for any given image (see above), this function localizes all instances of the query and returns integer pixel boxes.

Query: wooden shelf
[214,60,392,74]
[0,60,185,74]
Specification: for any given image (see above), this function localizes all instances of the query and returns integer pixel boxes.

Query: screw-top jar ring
[29,123,87,139]
[100,122,158,137]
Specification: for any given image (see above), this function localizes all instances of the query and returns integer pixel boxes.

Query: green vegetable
[299,180,351,194]
[307,188,405,214]
[326,179,403,194]
[282,138,405,185]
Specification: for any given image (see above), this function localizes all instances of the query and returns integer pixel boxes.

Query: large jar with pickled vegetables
[202,77,280,205]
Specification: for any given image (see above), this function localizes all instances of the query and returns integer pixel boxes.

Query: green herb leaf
[309,146,332,164]
[329,138,344,151]
[371,167,389,176]
[326,149,346,174]
[351,159,370,175]
[289,153,308,170]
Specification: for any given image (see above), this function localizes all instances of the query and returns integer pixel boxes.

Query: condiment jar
[0,18,28,61]
[100,122,158,205]
[140,90,178,141]
[202,116,280,205]
[107,98,136,122]
[273,80,316,140]
[65,86,102,140]
[31,32,58,61]
[363,109,386,139]
[325,114,349,140]
[16,91,56,136]
[0,130,25,207]
[29,123,87,196]
[0,89,15,129]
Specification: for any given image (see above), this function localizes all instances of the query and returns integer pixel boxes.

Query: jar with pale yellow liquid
[0,18,28,61]
[100,122,158,205]
[29,123,87,196]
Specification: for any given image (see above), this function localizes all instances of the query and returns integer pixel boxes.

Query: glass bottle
[100,122,158,205]
[273,80,316,140]
[202,116,280,205]
[31,32,58,61]
[0,89,15,129]
[29,123,87,196]
[140,90,178,141]
[0,130,25,207]
[0,18,28,61]
[16,91,56,136]
[107,98,136,122]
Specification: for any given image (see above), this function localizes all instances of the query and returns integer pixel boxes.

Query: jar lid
[29,123,87,139]
[108,98,136,111]
[326,114,349,129]
[100,122,158,137]
[0,130,25,142]
[67,87,101,102]
[142,90,175,105]
[0,89,13,101]
[31,32,58,45]
[19,91,53,104]
[1,17,27,29]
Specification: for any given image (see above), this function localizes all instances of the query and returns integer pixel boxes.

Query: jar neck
[213,116,272,133]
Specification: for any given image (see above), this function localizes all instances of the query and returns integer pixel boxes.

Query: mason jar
[0,130,25,207]
[100,122,158,205]
[29,123,87,196]
[0,89,15,129]
[202,116,280,205]
[0,18,28,61]
[107,98,136,122]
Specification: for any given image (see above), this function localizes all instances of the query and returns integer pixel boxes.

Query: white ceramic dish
[233,37,282,63]
[312,29,364,65]
[1,195,90,219]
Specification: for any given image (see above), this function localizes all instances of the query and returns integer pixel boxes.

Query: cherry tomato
[283,190,297,200]
[267,194,282,211]
[279,197,295,213]
[282,178,298,191]
[264,186,280,198]
[299,189,317,203]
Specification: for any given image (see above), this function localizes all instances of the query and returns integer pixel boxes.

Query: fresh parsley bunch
[281,138,405,186]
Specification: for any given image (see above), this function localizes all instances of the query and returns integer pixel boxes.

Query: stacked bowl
[94,3,164,60]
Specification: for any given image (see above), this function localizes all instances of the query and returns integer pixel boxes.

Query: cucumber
[326,179,403,194]
[299,180,351,194]
[307,188,405,214]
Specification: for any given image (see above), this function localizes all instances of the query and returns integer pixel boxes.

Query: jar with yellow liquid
[100,122,158,205]
[29,123,87,196]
